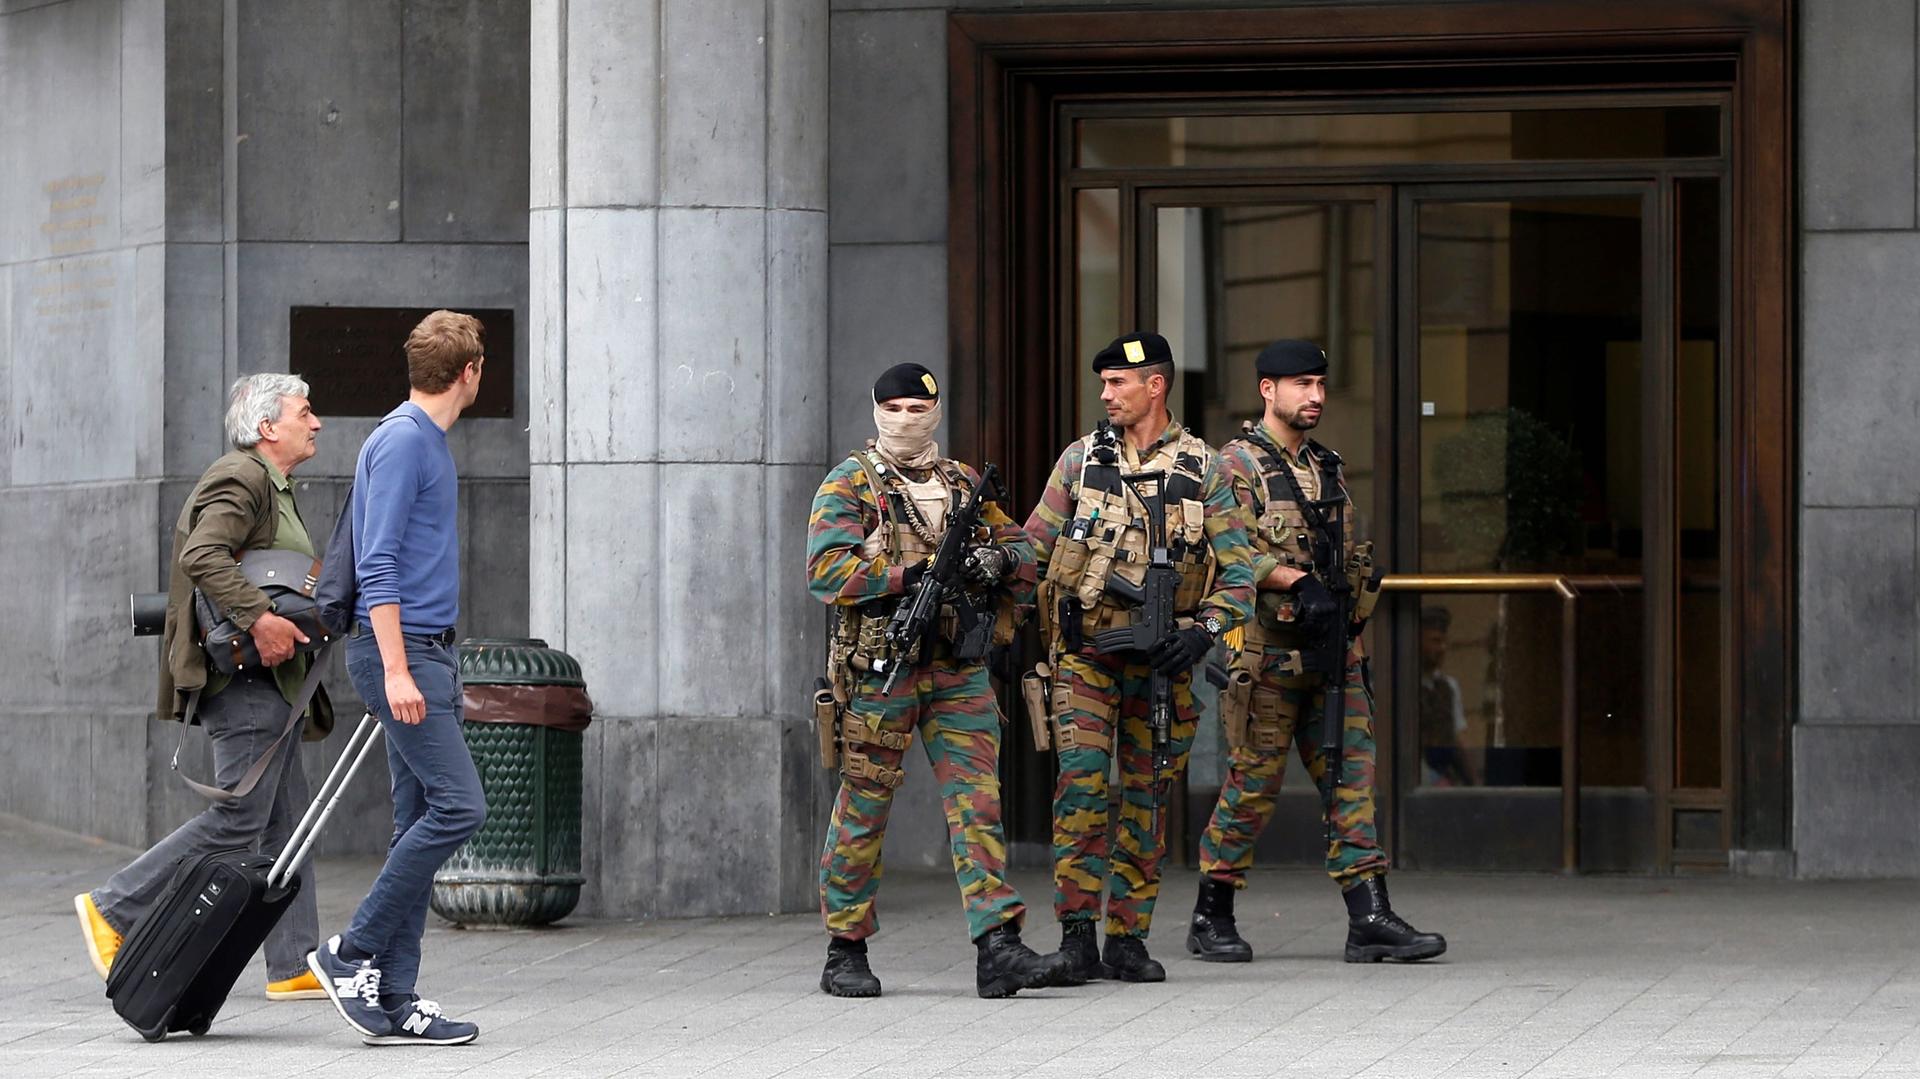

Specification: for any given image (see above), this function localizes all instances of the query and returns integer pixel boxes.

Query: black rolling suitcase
[106,711,385,1041]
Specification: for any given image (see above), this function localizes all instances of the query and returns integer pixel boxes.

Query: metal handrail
[1378,572,1642,873]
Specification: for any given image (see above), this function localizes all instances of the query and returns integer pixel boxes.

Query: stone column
[529,0,831,917]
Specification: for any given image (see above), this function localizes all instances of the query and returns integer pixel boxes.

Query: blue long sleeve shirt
[352,402,460,634]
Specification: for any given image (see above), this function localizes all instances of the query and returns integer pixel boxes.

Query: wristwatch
[1200,613,1224,638]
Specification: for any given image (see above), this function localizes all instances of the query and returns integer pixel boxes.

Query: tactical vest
[829,448,1014,676]
[1231,422,1377,648]
[1042,423,1217,640]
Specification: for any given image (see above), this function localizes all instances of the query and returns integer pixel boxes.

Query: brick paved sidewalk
[4,813,1918,1078]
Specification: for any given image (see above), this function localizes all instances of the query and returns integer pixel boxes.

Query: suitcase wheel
[187,1020,211,1037]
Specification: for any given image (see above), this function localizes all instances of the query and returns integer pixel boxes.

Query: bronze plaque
[289,306,514,419]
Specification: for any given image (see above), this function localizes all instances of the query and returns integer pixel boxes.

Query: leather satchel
[193,549,337,675]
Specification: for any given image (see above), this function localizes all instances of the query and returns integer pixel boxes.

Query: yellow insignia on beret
[1123,340,1146,364]
[921,373,938,394]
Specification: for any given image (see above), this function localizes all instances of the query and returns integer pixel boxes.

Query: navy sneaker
[363,997,479,1047]
[306,935,392,1038]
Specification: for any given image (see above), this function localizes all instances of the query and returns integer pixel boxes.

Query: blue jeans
[343,632,485,997]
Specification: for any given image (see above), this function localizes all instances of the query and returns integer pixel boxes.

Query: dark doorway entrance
[950,2,1792,875]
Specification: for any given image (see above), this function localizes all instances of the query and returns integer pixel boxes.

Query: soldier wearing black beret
[1022,332,1258,984]
[1187,340,1448,965]
[804,361,1074,1000]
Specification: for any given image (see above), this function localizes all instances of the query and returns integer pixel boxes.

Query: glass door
[1395,185,1657,871]
[1050,101,1732,873]
[1127,189,1393,865]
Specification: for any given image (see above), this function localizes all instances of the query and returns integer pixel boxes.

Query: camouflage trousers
[1051,650,1199,939]
[819,660,1024,942]
[1197,646,1388,886]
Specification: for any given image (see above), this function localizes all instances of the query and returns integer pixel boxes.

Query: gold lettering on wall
[41,173,106,256]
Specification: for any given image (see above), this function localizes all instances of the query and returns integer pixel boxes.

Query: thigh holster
[839,719,909,790]
[1247,681,1301,753]
[1048,675,1115,755]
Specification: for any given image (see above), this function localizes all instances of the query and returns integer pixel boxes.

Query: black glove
[1290,574,1339,634]
[961,545,1011,588]
[1148,624,1215,676]
[901,559,929,593]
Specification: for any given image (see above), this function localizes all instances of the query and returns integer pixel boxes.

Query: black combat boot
[974,924,1073,998]
[1187,876,1253,963]
[1101,934,1167,983]
[820,936,882,997]
[1342,876,1446,963]
[1057,920,1108,985]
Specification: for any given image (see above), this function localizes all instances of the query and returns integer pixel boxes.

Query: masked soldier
[1187,339,1446,964]
[806,363,1072,1000]
[1025,332,1257,983]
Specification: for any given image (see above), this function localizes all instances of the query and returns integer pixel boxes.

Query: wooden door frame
[948,0,1793,864]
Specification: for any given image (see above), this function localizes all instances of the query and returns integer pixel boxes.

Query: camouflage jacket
[1221,425,1371,653]
[805,450,1037,610]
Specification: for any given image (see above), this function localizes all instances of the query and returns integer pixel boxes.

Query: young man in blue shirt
[308,309,488,1046]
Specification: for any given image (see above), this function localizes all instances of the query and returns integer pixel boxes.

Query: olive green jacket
[158,451,334,739]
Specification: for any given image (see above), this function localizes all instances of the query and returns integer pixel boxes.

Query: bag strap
[171,642,331,803]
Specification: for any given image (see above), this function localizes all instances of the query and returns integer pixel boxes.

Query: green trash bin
[430,637,594,928]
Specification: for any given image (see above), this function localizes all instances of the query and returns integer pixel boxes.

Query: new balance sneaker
[363,997,479,1047]
[73,893,121,980]
[306,935,392,1037]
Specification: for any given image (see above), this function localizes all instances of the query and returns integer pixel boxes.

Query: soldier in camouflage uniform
[806,362,1072,1000]
[1187,339,1446,964]
[1024,332,1257,984]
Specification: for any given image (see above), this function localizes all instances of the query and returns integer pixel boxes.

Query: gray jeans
[93,670,319,981]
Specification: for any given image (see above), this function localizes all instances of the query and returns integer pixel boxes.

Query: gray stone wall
[0,0,531,857]
[1794,0,1920,878]
[0,0,172,847]
[530,0,834,918]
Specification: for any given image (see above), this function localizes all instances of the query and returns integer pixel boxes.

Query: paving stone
[7,813,1920,1078]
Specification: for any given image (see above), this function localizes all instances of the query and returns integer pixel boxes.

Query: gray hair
[224,373,311,449]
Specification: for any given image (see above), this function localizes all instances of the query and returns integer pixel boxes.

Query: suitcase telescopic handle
[268,713,384,890]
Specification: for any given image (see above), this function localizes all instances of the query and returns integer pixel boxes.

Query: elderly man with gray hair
[74,372,335,1003]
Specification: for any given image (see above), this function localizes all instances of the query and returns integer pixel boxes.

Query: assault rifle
[1086,471,1178,830]
[1245,427,1354,844]
[877,463,1002,693]
[1299,452,1353,844]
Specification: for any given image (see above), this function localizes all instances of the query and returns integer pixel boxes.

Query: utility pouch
[856,611,892,665]
[1077,550,1113,609]
[1022,664,1053,752]
[1348,541,1383,631]
[1221,666,1254,750]
[812,677,840,769]
[1047,536,1092,589]
[1179,498,1206,545]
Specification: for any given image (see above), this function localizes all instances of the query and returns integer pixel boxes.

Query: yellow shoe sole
[265,986,329,1001]
[74,894,115,981]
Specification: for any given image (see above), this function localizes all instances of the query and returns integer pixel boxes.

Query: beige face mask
[872,399,942,469]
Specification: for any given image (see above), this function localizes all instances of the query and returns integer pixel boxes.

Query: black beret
[1256,339,1328,378]
[873,362,940,402]
[1092,332,1173,372]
